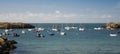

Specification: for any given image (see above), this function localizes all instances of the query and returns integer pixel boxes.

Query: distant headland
[0,22,35,29]
[102,22,120,30]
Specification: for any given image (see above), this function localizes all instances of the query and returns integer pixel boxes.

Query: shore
[0,37,17,54]
[0,22,35,29]
[102,22,120,30]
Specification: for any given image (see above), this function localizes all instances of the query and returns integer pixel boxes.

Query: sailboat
[94,27,103,30]
[28,29,33,31]
[5,29,9,32]
[64,26,70,30]
[79,27,85,31]
[60,24,66,36]
[79,24,85,31]
[60,32,65,36]
[110,33,117,37]
[4,29,9,35]
[51,25,58,31]
[38,27,45,31]
[22,30,25,34]
[71,24,77,29]
[21,23,26,34]
[4,24,9,35]
[9,23,14,31]
[64,24,70,30]
[34,24,40,32]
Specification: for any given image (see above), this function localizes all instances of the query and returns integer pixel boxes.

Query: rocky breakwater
[0,22,35,29]
[0,37,17,54]
[102,22,120,30]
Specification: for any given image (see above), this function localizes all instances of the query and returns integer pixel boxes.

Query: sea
[0,23,120,54]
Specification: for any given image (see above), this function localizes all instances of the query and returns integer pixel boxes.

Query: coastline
[0,37,17,54]
[0,22,35,29]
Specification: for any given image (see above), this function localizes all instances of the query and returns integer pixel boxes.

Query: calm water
[1,23,120,54]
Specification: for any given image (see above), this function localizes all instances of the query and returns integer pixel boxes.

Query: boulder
[0,37,17,54]
[102,22,120,30]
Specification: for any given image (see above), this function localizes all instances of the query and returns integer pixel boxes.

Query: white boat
[22,30,25,34]
[60,32,65,36]
[38,27,45,31]
[110,34,117,37]
[5,29,9,32]
[64,26,70,30]
[28,29,32,31]
[79,27,85,31]
[4,29,9,35]
[94,28,98,30]
[60,24,66,36]
[71,24,77,29]
[52,28,58,31]
[51,25,58,31]
[71,26,77,29]
[22,24,26,34]
[64,24,70,30]
[94,27,103,30]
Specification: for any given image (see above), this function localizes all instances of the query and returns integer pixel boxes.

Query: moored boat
[110,34,117,36]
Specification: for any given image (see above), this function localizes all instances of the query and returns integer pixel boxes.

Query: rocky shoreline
[102,22,120,30]
[0,22,35,29]
[0,37,17,54]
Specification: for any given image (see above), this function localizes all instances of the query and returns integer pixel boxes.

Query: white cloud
[55,10,60,14]
[0,11,78,23]
[0,10,118,23]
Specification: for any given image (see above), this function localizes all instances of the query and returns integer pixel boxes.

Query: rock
[0,37,17,54]
[0,22,35,29]
[0,38,4,44]
[9,40,17,44]
[102,22,120,30]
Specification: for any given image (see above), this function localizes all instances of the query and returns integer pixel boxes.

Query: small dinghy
[60,24,66,36]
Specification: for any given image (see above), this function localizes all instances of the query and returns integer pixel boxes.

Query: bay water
[1,23,120,54]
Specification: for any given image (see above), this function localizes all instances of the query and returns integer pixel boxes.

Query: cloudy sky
[0,0,120,23]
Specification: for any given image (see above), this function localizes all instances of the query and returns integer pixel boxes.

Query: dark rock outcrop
[0,22,35,29]
[0,37,17,54]
[102,22,120,30]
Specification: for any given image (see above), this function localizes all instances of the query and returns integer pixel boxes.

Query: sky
[0,0,120,23]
